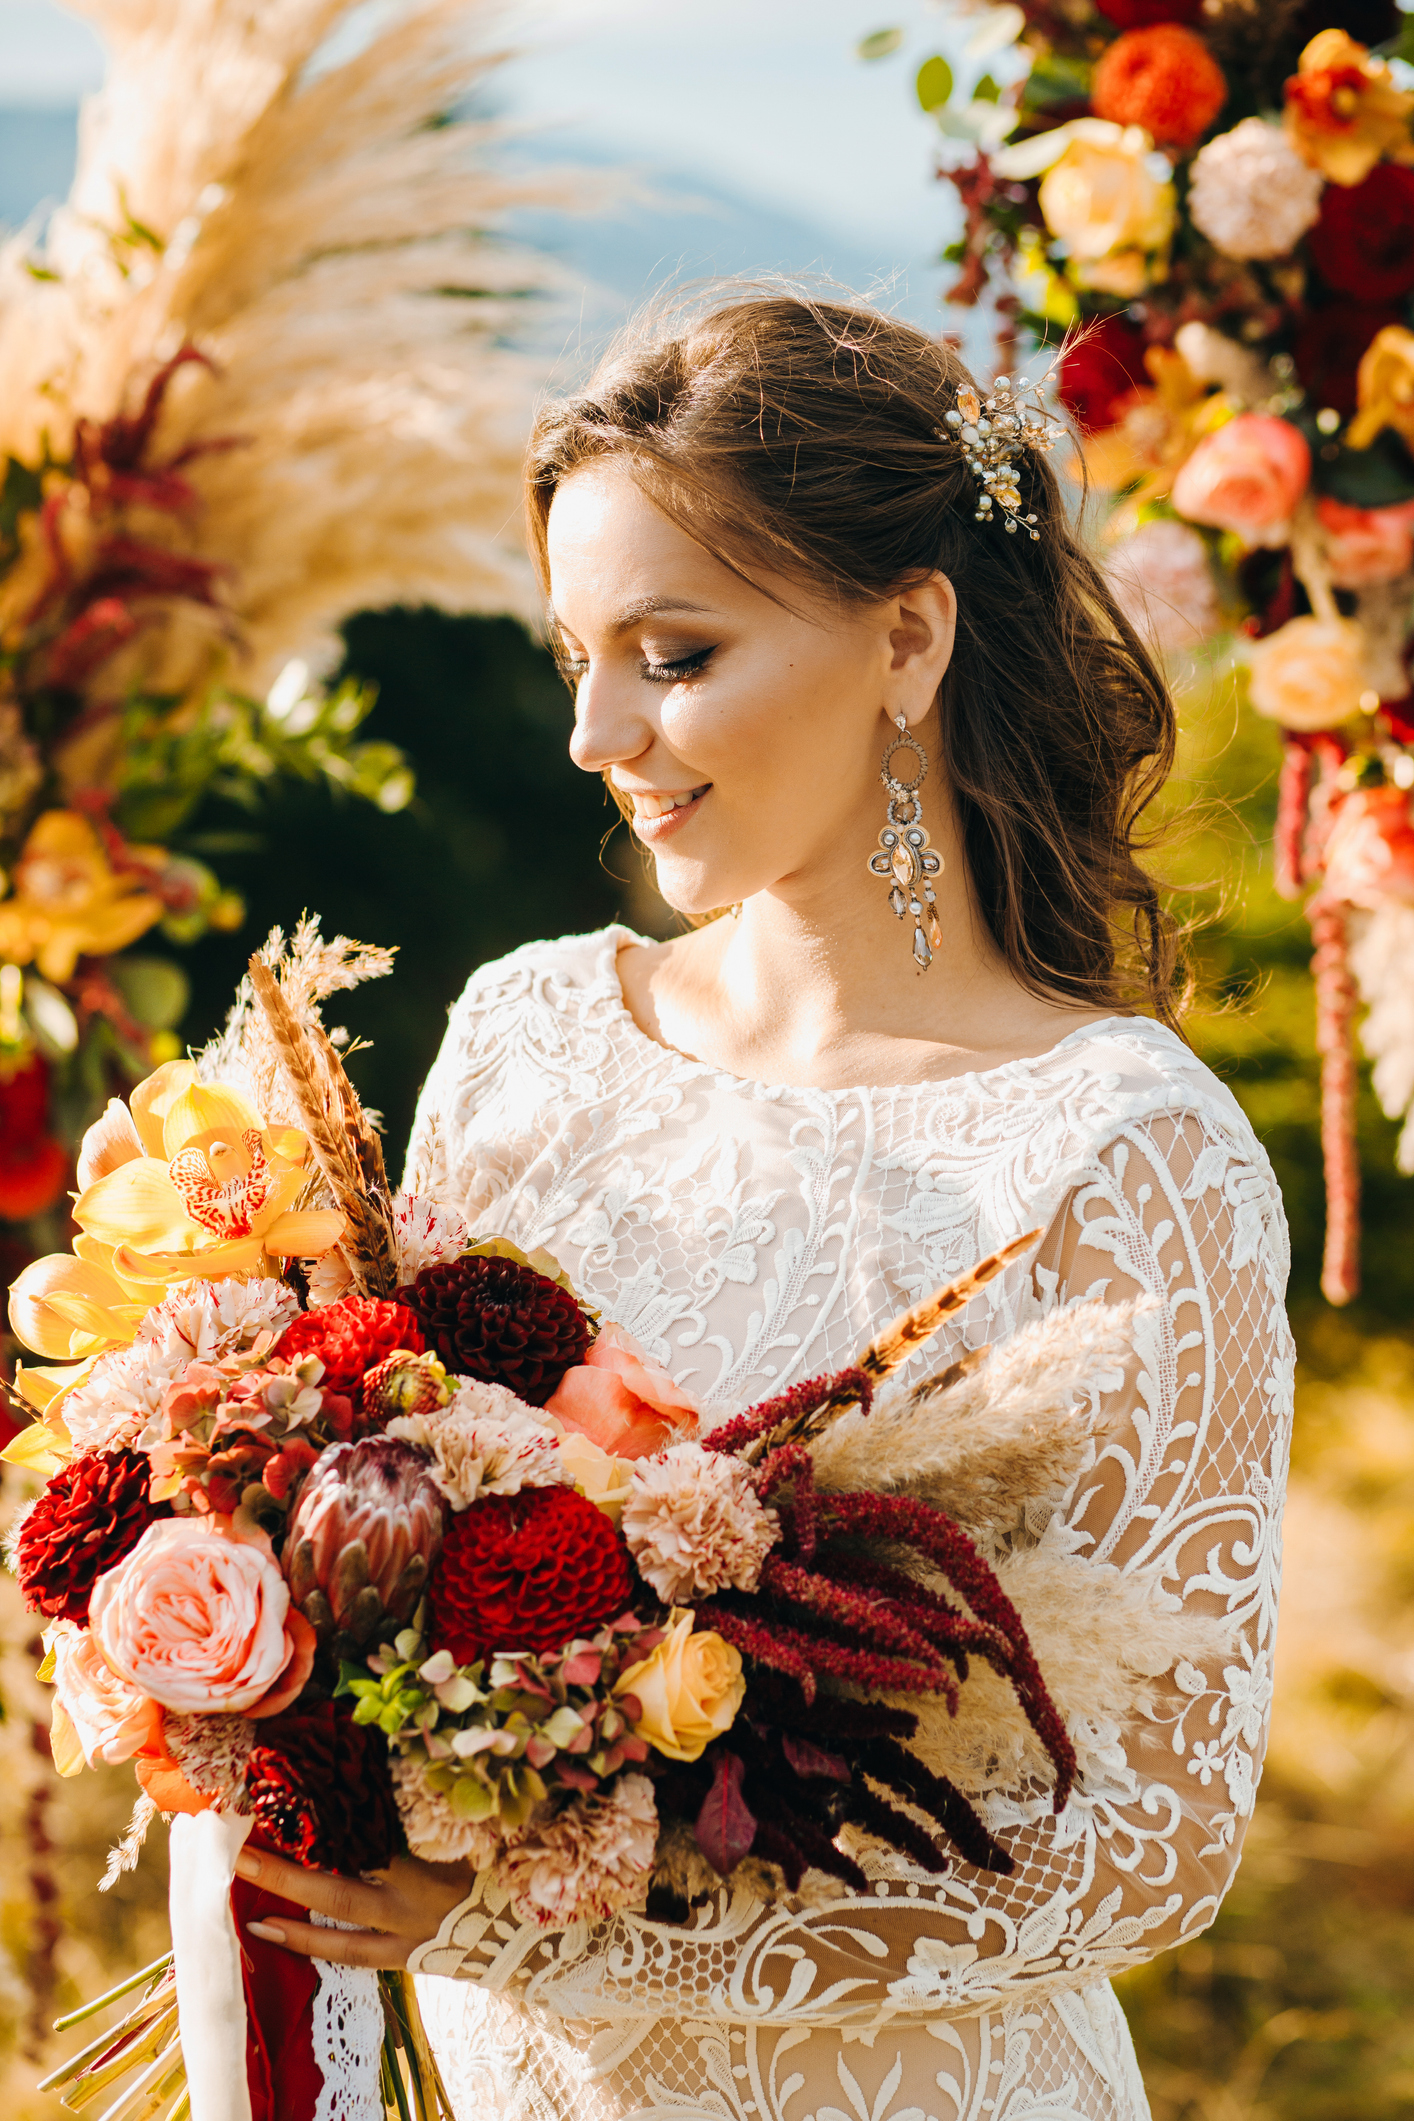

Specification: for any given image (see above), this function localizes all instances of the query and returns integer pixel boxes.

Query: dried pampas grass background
[0,0,582,709]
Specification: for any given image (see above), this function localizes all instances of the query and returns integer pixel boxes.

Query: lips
[624,784,711,843]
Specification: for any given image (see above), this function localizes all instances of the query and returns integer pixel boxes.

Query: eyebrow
[553,595,716,637]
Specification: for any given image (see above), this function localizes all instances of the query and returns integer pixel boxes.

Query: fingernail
[247,1921,286,1944]
[234,1852,260,1879]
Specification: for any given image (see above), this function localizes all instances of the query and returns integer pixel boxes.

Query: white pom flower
[1188,119,1324,262]
[1105,519,1220,657]
[387,1377,565,1509]
[622,1443,779,1603]
[63,1277,300,1451]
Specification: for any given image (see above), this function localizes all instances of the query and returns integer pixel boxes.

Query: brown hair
[525,292,1187,1030]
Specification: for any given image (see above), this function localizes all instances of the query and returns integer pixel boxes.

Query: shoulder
[1015,1014,1259,1148]
[441,924,641,1039]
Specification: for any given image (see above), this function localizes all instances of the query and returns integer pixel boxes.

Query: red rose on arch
[1090,24,1228,151]
[1308,166,1414,305]
[0,1052,67,1221]
[1059,316,1150,434]
[1294,304,1403,419]
[1096,0,1202,24]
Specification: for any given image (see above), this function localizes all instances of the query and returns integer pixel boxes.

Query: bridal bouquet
[4,925,1217,2121]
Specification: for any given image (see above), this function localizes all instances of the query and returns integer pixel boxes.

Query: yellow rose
[1246,616,1371,733]
[553,1426,633,1519]
[614,1608,745,1763]
[1348,325,1414,452]
[1033,123,1175,291]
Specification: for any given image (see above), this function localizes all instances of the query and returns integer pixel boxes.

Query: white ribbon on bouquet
[169,1810,255,2121]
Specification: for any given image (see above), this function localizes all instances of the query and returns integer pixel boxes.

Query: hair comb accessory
[943,373,1065,540]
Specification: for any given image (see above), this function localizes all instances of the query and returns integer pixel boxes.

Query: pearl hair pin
[942,373,1066,540]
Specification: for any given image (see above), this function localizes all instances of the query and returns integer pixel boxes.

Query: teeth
[633,789,701,819]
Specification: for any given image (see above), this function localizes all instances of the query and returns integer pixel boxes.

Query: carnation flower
[1246,615,1371,731]
[1090,25,1227,152]
[62,1278,299,1452]
[16,1449,169,1622]
[1170,415,1311,546]
[388,1378,565,1509]
[399,1252,590,1407]
[1309,165,1414,302]
[495,1774,657,1927]
[429,1484,635,1665]
[246,1699,400,1872]
[392,1751,530,1866]
[1188,119,1325,261]
[391,1192,471,1281]
[622,1444,779,1603]
[164,1711,256,1809]
[1104,519,1220,656]
[275,1295,426,1408]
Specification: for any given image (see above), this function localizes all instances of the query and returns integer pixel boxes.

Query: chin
[649,855,729,919]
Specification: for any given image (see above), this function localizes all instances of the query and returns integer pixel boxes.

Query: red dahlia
[276,1297,426,1415]
[16,1450,169,1624]
[398,1254,590,1406]
[1090,24,1227,151]
[1096,0,1202,24]
[429,1485,635,1665]
[246,1700,400,1873]
[1059,315,1149,436]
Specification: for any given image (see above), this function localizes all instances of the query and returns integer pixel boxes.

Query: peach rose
[613,1607,745,1763]
[1316,496,1414,587]
[1246,615,1370,732]
[89,1515,315,1717]
[1034,123,1175,294]
[1171,415,1311,546]
[546,1324,699,1461]
[1321,786,1414,909]
[49,1621,162,1771]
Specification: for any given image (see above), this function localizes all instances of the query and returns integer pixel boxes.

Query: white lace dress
[399,926,1295,2121]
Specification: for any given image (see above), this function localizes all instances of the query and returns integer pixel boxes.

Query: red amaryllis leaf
[781,1734,850,1783]
[696,1749,756,1876]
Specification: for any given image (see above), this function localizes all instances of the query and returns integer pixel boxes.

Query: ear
[882,574,957,729]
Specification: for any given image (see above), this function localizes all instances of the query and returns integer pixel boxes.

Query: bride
[235,294,1294,2121]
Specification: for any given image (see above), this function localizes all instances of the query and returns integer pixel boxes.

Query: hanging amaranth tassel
[1310,898,1361,1307]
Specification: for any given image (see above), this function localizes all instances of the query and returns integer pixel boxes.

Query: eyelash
[642,648,714,684]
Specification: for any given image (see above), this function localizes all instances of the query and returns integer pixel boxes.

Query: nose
[567,661,654,777]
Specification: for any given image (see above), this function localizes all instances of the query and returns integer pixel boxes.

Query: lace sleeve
[409,1105,1294,2030]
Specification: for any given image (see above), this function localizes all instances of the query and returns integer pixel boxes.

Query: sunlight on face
[547,461,903,917]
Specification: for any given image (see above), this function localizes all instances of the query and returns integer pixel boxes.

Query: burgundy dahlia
[429,1485,635,1665]
[246,1700,400,1872]
[397,1254,590,1406]
[16,1450,169,1623]
[276,1297,426,1412]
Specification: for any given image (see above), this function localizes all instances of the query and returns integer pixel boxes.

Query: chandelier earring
[867,714,944,971]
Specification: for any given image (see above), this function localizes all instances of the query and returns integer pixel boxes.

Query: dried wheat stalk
[246,954,399,1296]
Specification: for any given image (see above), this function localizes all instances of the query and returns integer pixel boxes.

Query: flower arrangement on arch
[3,923,1226,2121]
[881,0,1414,1304]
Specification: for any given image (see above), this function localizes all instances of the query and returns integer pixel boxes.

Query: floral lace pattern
[311,1916,383,2120]
[402,928,1295,2121]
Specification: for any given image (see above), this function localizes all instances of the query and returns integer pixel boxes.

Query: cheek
[658,635,874,783]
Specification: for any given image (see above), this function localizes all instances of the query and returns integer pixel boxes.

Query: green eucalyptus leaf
[916,55,954,112]
[1022,51,1092,113]
[856,27,902,59]
[973,72,1001,103]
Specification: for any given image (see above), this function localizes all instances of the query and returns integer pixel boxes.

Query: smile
[626,785,711,842]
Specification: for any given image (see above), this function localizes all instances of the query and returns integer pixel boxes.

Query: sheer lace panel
[403,930,1294,2121]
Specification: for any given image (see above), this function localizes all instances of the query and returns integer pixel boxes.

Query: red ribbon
[231,1872,325,2121]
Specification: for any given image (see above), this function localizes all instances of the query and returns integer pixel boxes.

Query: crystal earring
[867,715,944,970]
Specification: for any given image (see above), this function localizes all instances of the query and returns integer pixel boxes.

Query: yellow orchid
[0,810,165,983]
[1081,348,1221,504]
[1348,325,1414,452]
[8,1058,344,1387]
[1284,30,1414,190]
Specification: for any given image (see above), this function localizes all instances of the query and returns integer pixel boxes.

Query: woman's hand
[235,1844,472,1969]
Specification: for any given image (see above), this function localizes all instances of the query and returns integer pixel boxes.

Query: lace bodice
[400,926,1295,2121]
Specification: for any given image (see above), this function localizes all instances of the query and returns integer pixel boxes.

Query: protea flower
[284,1438,445,1648]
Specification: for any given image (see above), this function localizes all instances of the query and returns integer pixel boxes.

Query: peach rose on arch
[546,1324,699,1460]
[1171,414,1311,546]
[1316,496,1414,587]
[88,1514,315,1717]
[1246,615,1372,732]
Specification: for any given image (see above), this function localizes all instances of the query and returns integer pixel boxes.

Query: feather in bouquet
[3,924,1225,2120]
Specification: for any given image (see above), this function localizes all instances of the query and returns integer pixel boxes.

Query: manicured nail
[234,1851,260,1879]
[247,1921,286,1944]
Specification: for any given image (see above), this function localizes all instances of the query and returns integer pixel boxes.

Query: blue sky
[0,0,977,333]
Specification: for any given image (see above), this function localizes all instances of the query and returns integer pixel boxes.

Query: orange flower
[1284,29,1414,189]
[1081,346,1214,501]
[1348,323,1414,450]
[8,1056,343,1380]
[0,810,164,982]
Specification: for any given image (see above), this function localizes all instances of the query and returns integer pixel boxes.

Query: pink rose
[1316,496,1414,588]
[1320,786,1414,909]
[89,1515,315,1717]
[546,1325,699,1461]
[1171,414,1311,546]
[50,1622,162,1767]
